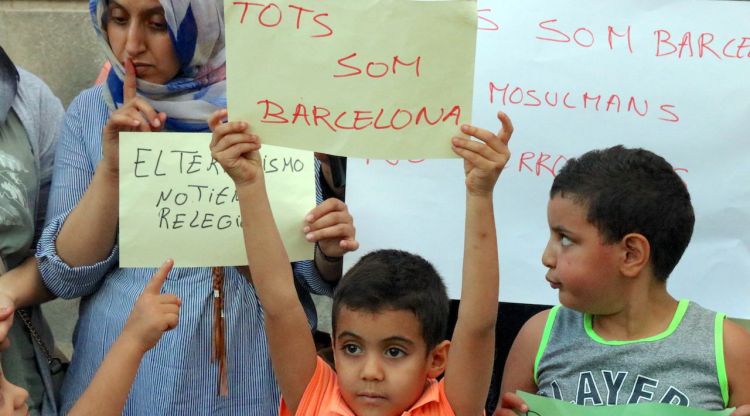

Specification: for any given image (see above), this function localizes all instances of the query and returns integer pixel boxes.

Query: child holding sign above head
[209,110,513,415]
[495,146,750,416]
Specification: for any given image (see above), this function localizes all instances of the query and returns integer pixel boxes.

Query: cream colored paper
[119,132,314,267]
[225,0,476,159]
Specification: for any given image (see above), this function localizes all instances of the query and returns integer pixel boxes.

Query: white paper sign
[345,0,750,319]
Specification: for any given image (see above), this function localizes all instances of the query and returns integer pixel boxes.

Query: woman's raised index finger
[124,58,138,102]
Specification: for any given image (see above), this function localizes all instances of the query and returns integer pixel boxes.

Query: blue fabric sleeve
[36,87,117,298]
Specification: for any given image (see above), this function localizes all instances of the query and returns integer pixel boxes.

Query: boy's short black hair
[332,249,449,351]
[550,145,694,281]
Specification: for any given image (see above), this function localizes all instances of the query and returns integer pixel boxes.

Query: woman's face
[105,0,181,84]
[0,368,29,416]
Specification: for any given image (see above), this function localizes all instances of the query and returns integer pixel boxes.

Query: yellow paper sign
[225,0,477,159]
[119,132,315,267]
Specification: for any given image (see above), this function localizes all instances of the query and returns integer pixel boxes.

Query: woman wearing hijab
[0,46,64,416]
[36,1,356,414]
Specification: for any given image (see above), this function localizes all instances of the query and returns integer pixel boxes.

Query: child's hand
[121,259,180,353]
[493,392,529,416]
[0,293,14,351]
[304,198,359,258]
[452,111,513,197]
[208,109,262,187]
[732,404,750,416]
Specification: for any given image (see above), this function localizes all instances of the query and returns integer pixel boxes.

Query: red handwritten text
[231,2,332,37]
[478,9,499,31]
[364,159,426,166]
[654,30,750,59]
[335,53,421,78]
[257,100,462,132]
[488,82,680,123]
[518,151,568,177]
[537,19,633,53]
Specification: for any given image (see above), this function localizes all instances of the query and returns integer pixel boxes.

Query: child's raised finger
[144,259,174,295]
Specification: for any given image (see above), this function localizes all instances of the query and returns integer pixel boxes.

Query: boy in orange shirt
[210,110,513,415]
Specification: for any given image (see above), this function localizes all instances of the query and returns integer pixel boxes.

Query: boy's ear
[619,233,650,278]
[426,340,451,379]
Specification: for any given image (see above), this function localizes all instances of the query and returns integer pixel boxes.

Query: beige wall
[0,1,104,107]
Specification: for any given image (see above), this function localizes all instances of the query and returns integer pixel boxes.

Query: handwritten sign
[517,392,734,416]
[225,0,477,159]
[119,132,315,267]
[344,0,750,319]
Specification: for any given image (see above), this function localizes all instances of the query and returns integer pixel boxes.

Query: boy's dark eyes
[384,347,405,358]
[342,344,362,355]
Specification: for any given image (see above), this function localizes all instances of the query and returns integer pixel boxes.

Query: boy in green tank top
[495,146,750,415]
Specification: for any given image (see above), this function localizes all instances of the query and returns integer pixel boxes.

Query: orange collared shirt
[279,357,456,416]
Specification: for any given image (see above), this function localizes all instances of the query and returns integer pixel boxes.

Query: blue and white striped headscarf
[90,0,226,131]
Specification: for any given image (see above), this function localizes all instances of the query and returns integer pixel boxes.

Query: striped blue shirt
[36,86,333,415]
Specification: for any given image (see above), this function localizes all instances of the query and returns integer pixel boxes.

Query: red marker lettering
[478,9,499,31]
[573,28,595,48]
[312,13,333,37]
[677,32,694,58]
[658,104,679,123]
[608,26,633,53]
[582,92,601,111]
[232,2,263,24]
[537,19,570,43]
[697,33,721,59]
[627,97,648,117]
[257,99,288,123]
[518,152,535,173]
[312,106,336,132]
[287,4,313,29]
[654,29,677,57]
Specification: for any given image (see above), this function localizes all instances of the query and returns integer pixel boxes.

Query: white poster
[345,0,750,319]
